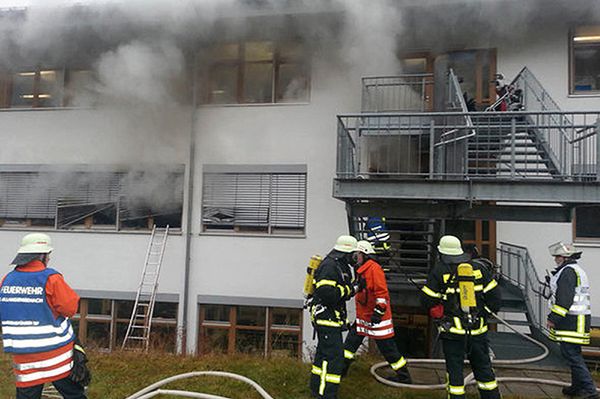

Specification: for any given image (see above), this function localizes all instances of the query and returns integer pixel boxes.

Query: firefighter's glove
[70,341,92,387]
[352,277,366,295]
[429,304,444,319]
[371,306,385,325]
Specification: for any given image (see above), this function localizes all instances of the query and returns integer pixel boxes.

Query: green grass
[0,351,590,399]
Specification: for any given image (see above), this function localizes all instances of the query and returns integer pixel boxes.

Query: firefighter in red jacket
[342,240,412,383]
[0,233,87,399]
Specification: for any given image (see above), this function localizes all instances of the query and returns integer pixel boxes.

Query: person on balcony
[341,240,412,384]
[421,235,502,399]
[0,233,86,399]
[547,242,598,399]
[309,235,359,399]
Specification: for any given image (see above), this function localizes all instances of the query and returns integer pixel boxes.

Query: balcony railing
[361,74,433,112]
[336,111,600,181]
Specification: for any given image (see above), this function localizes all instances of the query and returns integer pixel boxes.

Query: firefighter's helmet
[17,233,53,254]
[548,241,581,257]
[356,240,376,255]
[437,235,463,256]
[334,235,358,253]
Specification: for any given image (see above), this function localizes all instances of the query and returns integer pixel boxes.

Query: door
[443,49,497,110]
[445,219,496,263]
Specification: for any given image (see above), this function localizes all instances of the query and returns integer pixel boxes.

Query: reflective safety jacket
[421,259,501,339]
[0,261,79,387]
[354,259,394,339]
[548,261,591,345]
[310,250,354,329]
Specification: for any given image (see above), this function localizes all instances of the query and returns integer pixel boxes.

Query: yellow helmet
[17,233,53,254]
[334,235,358,253]
[356,240,376,255]
[437,235,463,256]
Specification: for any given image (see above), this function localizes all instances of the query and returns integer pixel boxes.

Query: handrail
[497,241,548,334]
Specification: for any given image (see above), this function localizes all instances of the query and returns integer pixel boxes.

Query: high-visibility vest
[0,268,75,354]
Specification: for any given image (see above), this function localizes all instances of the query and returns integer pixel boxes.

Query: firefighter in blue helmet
[547,242,598,399]
[365,217,390,253]
[309,235,359,399]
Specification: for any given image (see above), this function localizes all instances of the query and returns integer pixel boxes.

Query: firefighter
[547,242,598,399]
[309,235,359,399]
[342,240,412,383]
[0,233,87,399]
[365,217,391,253]
[421,235,502,399]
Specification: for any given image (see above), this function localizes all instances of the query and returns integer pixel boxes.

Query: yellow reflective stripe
[448,385,466,395]
[551,304,568,317]
[454,317,462,330]
[338,285,345,297]
[578,314,586,334]
[390,357,407,370]
[312,365,322,375]
[315,319,344,327]
[477,380,498,390]
[422,286,442,298]
[443,274,451,283]
[316,279,337,288]
[483,279,498,293]
[552,329,590,338]
[344,350,355,360]
[550,334,590,345]
[473,269,483,279]
[319,361,328,396]
[474,284,483,292]
[325,374,341,384]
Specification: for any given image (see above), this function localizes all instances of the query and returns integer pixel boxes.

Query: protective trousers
[342,325,407,376]
[442,335,501,399]
[16,377,87,399]
[310,326,343,399]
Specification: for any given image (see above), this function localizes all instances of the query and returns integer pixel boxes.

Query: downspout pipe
[181,52,198,354]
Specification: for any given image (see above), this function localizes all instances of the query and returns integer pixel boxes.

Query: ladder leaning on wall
[122,225,169,352]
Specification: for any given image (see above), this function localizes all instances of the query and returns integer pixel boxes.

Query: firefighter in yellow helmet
[547,242,598,398]
[309,235,359,399]
[421,235,501,399]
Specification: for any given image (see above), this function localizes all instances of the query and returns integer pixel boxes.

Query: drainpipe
[180,52,198,354]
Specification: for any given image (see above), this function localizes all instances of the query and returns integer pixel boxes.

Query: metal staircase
[122,225,169,352]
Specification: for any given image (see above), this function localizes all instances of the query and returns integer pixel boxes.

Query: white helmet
[548,241,581,257]
[356,240,376,255]
[437,235,463,256]
[334,235,358,253]
[17,233,53,254]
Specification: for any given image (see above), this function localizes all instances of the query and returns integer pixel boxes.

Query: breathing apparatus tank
[303,255,323,297]
[457,263,477,327]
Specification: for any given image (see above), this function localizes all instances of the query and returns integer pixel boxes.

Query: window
[201,165,307,235]
[570,27,600,94]
[198,304,302,357]
[204,41,309,104]
[73,298,178,352]
[0,67,96,109]
[574,206,600,241]
[0,165,184,231]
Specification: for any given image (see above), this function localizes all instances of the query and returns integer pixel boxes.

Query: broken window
[0,165,184,231]
[201,165,307,235]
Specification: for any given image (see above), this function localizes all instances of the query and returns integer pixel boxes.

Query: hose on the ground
[371,310,596,391]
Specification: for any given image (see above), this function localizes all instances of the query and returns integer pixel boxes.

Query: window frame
[569,27,600,96]
[573,206,600,242]
[197,304,302,358]
[204,41,310,105]
[201,164,307,237]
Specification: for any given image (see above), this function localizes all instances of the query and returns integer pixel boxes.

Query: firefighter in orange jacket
[342,240,412,383]
[0,233,87,399]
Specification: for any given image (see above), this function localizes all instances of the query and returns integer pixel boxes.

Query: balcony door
[435,49,497,110]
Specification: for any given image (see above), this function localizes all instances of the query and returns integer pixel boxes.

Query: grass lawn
[0,351,592,399]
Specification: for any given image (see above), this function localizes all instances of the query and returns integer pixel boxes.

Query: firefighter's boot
[388,366,412,384]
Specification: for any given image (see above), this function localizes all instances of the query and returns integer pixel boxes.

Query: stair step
[488,319,531,327]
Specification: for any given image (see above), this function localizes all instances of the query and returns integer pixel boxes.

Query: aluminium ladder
[121,225,169,352]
